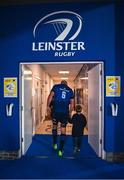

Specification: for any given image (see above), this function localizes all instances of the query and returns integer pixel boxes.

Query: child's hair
[75,104,82,113]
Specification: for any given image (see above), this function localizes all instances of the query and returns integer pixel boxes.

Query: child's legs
[77,136,82,149]
[73,137,78,150]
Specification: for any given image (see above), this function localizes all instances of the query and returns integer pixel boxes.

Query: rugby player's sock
[59,134,66,151]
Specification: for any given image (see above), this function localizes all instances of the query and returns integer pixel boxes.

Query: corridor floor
[0,135,124,179]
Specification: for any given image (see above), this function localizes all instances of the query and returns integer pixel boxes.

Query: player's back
[52,84,74,113]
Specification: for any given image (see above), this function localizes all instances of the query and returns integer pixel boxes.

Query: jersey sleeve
[51,85,57,93]
[82,115,87,127]
[69,114,76,124]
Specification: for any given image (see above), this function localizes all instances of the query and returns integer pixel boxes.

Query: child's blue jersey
[51,84,74,114]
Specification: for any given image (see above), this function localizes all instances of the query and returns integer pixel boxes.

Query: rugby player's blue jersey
[51,84,74,114]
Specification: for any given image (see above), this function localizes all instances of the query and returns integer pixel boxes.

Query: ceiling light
[60,77,68,80]
[24,70,32,75]
[58,71,70,74]
[34,76,41,80]
[80,77,88,80]
[25,77,32,80]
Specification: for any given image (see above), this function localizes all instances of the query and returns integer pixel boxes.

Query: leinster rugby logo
[32,11,85,57]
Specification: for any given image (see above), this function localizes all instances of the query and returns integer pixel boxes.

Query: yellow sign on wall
[4,78,17,97]
[106,76,120,97]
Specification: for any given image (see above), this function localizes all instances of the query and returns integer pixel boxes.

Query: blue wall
[0,2,123,153]
[114,2,124,151]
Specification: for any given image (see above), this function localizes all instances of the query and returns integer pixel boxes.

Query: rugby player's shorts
[52,112,69,127]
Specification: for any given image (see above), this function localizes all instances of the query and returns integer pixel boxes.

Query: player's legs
[58,114,68,157]
[58,124,66,155]
[52,118,58,150]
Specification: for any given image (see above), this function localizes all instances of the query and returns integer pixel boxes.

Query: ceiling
[41,63,83,82]
[40,63,95,83]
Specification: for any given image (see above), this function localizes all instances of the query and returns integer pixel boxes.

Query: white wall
[27,64,53,131]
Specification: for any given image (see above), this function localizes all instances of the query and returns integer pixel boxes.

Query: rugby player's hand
[69,111,72,118]
[46,106,51,119]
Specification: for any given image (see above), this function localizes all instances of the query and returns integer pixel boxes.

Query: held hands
[69,111,72,119]
[68,111,72,123]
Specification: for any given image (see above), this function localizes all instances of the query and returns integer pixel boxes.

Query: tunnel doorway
[20,61,104,159]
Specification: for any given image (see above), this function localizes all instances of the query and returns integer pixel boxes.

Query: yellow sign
[106,76,120,97]
[4,78,17,97]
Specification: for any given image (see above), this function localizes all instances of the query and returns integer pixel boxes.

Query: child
[69,104,87,154]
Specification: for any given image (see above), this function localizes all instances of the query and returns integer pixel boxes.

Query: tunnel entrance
[20,61,104,159]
